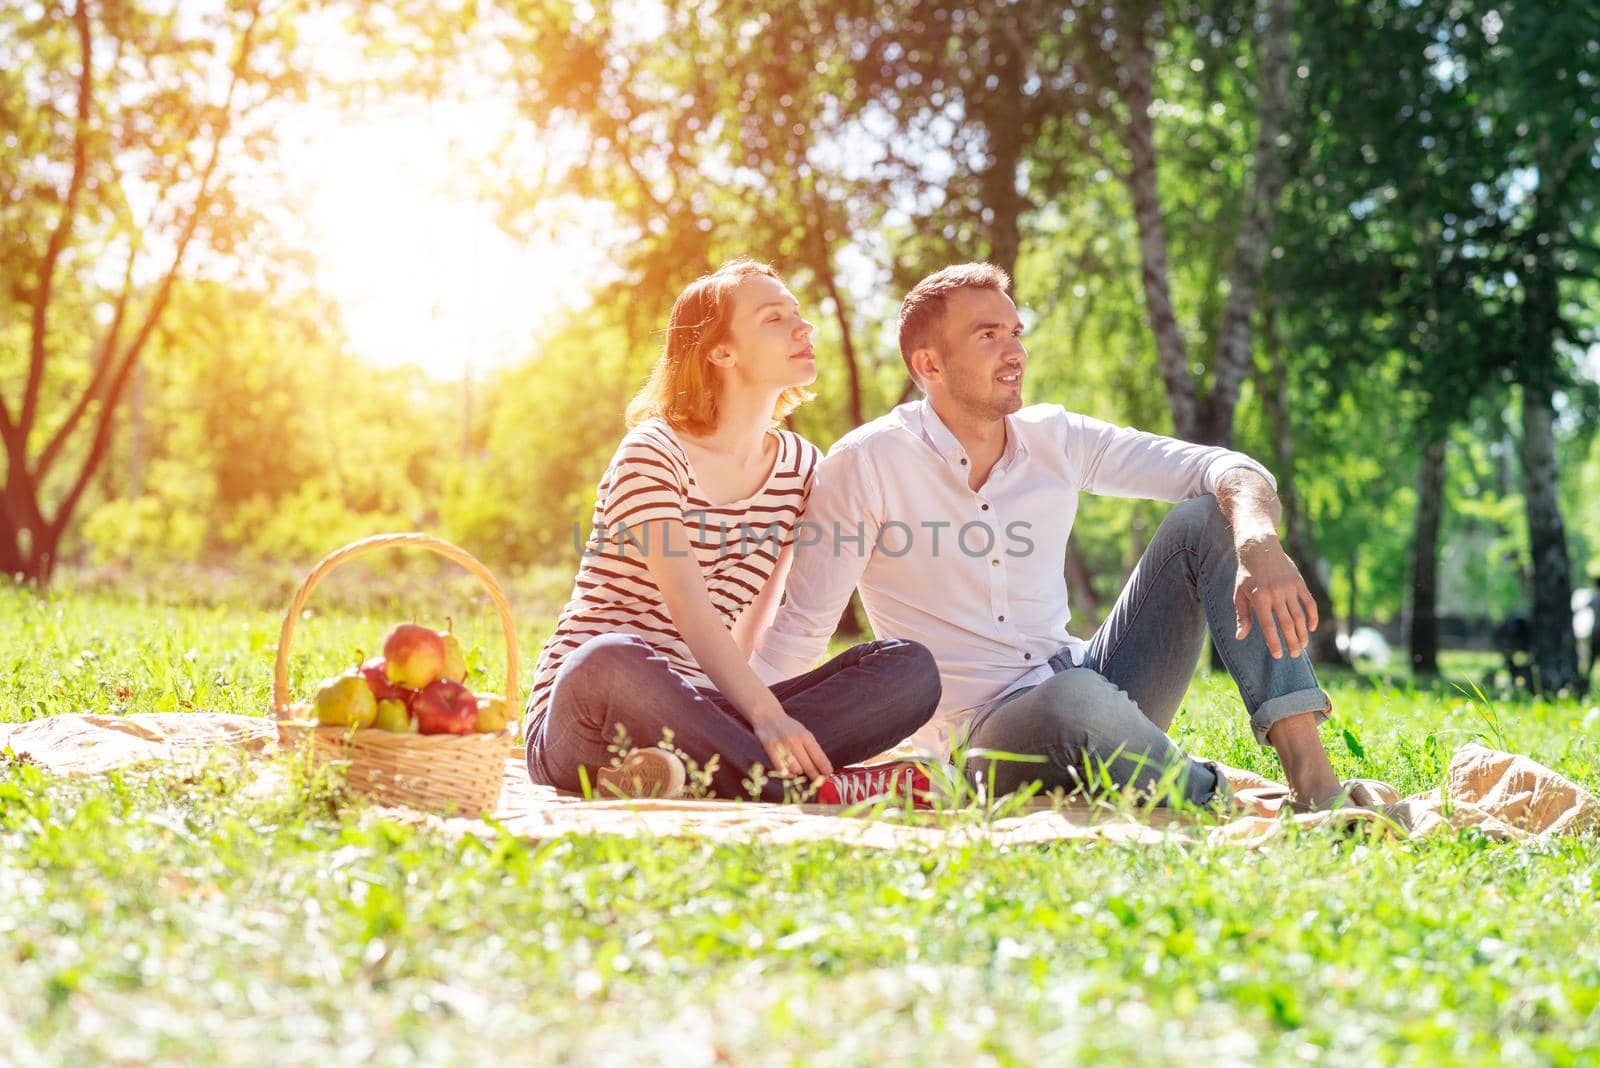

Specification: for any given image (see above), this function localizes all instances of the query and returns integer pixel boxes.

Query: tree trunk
[1120,23,1198,440]
[0,509,24,578]
[1346,547,1358,637]
[1200,0,1294,449]
[1409,433,1447,676]
[1,453,48,583]
[1065,539,1100,623]
[806,204,866,428]
[1519,380,1580,693]
[130,360,145,498]
[835,594,863,638]
[979,30,1026,291]
[1258,303,1346,665]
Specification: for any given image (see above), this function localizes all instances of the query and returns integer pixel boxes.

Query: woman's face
[716,274,817,392]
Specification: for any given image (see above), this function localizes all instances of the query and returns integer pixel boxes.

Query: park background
[8,3,1600,1064]
[5,0,1600,693]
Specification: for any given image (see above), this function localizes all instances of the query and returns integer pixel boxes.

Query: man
[752,263,1346,809]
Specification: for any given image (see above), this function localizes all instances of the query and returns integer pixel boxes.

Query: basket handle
[272,532,520,720]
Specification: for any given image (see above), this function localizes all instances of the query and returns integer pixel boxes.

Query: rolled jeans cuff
[1249,688,1332,746]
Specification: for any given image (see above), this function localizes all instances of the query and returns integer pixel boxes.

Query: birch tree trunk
[1201,0,1294,448]
[1259,305,1346,665]
[1520,380,1580,693]
[1120,21,1198,441]
[1409,434,1447,676]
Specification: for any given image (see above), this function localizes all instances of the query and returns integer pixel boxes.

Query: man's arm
[1067,411,1277,500]
[1215,467,1318,660]
[750,444,880,682]
[1061,411,1314,658]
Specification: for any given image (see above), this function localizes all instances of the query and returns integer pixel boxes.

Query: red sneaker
[814,761,943,809]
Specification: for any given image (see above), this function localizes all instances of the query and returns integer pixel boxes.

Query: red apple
[412,678,478,735]
[359,656,413,704]
[383,623,445,689]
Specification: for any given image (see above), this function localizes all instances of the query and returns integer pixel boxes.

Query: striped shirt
[525,418,821,727]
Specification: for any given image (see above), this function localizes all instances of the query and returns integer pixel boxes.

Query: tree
[0,0,303,584]
[1279,0,1598,690]
[1477,5,1600,694]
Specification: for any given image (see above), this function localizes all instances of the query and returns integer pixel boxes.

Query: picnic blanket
[3,713,1596,848]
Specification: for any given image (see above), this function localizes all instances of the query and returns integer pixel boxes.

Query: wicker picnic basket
[272,533,520,815]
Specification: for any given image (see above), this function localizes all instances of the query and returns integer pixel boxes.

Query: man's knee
[1156,493,1228,550]
[973,670,1143,759]
[1034,669,1148,745]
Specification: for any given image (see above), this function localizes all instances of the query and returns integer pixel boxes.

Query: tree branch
[805,196,865,428]
[19,0,94,442]
[34,240,139,482]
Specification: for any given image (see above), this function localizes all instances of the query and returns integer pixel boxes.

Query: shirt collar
[912,399,1029,468]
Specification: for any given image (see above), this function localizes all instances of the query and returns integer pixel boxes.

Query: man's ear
[910,346,941,385]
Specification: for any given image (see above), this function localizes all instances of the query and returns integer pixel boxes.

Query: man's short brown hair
[896,262,1013,385]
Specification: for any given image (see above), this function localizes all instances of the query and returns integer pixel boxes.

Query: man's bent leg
[960,669,1225,806]
[1082,494,1340,805]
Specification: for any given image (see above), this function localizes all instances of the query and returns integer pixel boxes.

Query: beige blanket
[3,714,1595,848]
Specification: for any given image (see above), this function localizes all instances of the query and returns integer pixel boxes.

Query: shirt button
[959,458,968,466]
[998,615,1006,622]
[980,503,990,511]
[1024,653,1033,661]
[991,559,1000,567]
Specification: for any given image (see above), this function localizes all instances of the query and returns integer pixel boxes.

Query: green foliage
[7,0,1596,655]
[80,495,207,568]
[0,0,313,581]
[64,282,460,572]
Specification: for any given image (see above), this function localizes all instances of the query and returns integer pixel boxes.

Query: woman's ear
[705,344,736,368]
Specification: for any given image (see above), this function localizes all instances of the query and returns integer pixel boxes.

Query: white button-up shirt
[751,400,1275,756]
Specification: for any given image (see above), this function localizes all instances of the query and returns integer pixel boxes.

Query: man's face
[922,287,1027,422]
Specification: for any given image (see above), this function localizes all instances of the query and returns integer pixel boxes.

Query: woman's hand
[632,518,833,782]
[747,695,832,781]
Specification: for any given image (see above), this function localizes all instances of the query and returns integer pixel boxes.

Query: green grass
[4,583,1600,1065]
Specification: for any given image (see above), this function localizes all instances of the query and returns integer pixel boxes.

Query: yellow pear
[474,693,508,733]
[372,698,414,732]
[314,673,377,727]
[441,631,468,683]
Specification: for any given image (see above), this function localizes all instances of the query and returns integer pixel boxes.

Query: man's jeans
[960,494,1331,806]
[527,635,941,801]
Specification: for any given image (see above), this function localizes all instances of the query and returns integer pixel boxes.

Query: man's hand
[1233,534,1319,658]
[747,695,833,781]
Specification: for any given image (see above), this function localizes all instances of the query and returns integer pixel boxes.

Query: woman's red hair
[626,259,814,435]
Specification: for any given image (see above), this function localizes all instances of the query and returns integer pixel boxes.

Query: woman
[523,260,943,803]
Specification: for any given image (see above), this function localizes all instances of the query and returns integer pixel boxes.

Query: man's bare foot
[1266,711,1344,809]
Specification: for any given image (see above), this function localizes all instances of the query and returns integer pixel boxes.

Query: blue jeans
[961,495,1331,806]
[526,635,941,801]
